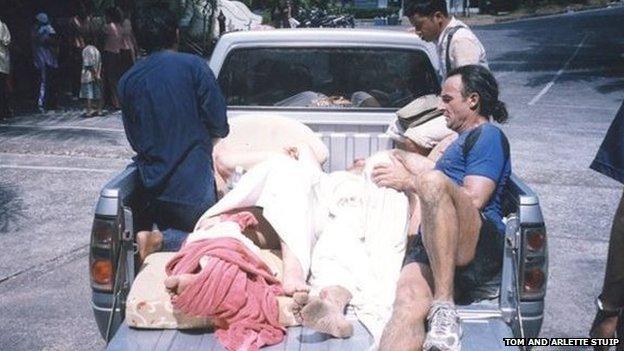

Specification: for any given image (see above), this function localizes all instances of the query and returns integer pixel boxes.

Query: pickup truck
[89,29,548,350]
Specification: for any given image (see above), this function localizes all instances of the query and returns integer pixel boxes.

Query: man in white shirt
[0,18,11,118]
[405,0,488,78]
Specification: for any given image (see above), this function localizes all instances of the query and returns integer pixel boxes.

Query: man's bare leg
[413,170,482,350]
[380,263,433,351]
[136,230,163,263]
[290,286,354,338]
[416,170,482,301]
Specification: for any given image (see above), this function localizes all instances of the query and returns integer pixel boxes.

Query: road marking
[491,4,624,25]
[534,103,618,111]
[528,33,590,106]
[0,164,117,173]
[0,124,124,133]
[495,71,511,79]
[0,151,130,161]
[0,244,89,284]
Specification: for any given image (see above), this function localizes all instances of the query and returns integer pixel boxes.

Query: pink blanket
[166,216,285,351]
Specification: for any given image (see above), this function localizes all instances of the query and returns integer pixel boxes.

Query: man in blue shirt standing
[373,65,510,351]
[588,101,624,348]
[117,5,229,259]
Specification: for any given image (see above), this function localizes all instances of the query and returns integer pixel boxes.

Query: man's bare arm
[371,151,435,192]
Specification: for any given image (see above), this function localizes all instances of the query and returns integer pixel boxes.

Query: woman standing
[68,3,92,99]
[119,12,138,75]
[102,6,124,110]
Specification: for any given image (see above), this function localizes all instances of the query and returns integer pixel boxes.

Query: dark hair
[105,6,123,24]
[75,2,87,19]
[404,0,448,18]
[447,65,508,123]
[132,4,177,53]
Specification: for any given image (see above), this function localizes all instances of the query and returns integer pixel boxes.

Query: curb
[491,1,624,24]
[355,1,623,27]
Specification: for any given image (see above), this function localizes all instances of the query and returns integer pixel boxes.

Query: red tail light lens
[523,267,545,293]
[526,229,546,251]
[520,225,547,300]
[91,258,113,290]
[90,216,117,292]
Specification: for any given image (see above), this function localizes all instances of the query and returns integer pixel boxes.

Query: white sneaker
[423,301,462,351]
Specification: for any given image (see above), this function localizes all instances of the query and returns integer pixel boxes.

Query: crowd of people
[0,2,138,118]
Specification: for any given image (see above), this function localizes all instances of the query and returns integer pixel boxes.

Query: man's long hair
[448,65,509,124]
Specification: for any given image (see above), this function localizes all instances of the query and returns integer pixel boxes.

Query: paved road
[0,6,623,350]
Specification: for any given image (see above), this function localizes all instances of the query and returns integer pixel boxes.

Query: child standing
[80,37,102,117]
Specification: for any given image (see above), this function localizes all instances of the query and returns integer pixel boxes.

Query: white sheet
[194,152,409,346]
[195,154,324,275]
[309,152,409,346]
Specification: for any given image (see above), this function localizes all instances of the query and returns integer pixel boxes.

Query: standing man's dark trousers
[590,101,624,349]
[601,192,624,312]
[0,72,10,118]
[591,191,624,350]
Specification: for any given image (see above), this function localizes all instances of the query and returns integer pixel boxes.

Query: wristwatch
[595,297,621,315]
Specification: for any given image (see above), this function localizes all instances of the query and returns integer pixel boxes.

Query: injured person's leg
[137,229,164,264]
[164,272,197,296]
[281,240,311,295]
[290,286,354,338]
[194,206,310,296]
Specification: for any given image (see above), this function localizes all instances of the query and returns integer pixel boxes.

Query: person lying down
[162,143,412,347]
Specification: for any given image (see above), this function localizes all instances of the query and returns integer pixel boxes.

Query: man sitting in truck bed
[372,65,511,351]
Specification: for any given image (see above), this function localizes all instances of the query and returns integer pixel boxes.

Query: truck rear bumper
[106,317,518,351]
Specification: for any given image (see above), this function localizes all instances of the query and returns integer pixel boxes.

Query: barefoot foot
[289,291,310,324]
[137,230,163,263]
[164,273,199,296]
[300,297,353,338]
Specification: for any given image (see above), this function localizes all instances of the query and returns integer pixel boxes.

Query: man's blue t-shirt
[434,123,511,234]
[118,51,229,207]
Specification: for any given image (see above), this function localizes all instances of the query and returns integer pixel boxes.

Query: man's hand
[371,153,416,192]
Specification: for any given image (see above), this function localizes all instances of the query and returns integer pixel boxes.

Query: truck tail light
[91,258,113,287]
[92,217,116,248]
[523,266,546,293]
[526,228,546,252]
[89,216,118,292]
[520,226,548,300]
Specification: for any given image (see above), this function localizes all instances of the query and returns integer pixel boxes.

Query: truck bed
[106,302,516,351]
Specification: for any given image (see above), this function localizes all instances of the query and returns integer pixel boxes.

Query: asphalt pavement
[0,6,623,350]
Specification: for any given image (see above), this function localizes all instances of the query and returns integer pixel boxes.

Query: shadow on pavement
[0,182,26,233]
[0,125,122,146]
[479,8,624,94]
